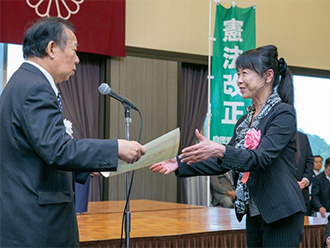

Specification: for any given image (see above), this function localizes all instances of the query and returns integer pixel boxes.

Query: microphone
[98,83,138,111]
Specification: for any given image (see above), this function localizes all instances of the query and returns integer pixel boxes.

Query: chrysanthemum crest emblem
[26,0,84,20]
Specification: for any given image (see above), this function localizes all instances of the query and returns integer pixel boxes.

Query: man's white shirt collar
[25,60,58,96]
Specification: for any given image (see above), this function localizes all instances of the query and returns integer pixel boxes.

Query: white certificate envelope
[101,128,180,177]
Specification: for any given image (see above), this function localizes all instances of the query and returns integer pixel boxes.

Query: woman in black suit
[150,45,306,247]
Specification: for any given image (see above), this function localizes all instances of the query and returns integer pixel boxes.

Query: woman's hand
[297,178,308,189]
[179,129,225,165]
[149,158,178,174]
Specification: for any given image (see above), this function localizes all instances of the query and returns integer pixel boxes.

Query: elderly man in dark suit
[312,157,330,218]
[0,17,145,247]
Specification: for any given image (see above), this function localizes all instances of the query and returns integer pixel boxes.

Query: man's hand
[319,206,327,218]
[227,190,236,200]
[118,140,146,164]
[90,172,101,176]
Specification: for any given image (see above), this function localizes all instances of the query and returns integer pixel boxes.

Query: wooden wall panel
[104,56,178,202]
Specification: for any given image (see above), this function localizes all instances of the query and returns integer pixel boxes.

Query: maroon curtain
[0,1,125,56]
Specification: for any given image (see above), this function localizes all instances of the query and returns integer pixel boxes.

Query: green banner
[210,4,255,144]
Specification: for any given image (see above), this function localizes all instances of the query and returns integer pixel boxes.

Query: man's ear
[46,41,56,59]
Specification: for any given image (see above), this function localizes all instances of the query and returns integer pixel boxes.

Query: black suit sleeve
[74,172,90,184]
[175,157,229,178]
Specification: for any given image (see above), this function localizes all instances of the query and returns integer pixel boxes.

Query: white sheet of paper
[101,128,180,177]
[314,212,330,219]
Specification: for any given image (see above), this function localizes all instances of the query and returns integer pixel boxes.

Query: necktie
[57,92,62,112]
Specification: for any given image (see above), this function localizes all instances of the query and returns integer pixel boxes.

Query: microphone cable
[119,108,143,248]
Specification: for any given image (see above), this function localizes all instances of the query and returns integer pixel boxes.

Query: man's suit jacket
[0,63,118,247]
[210,171,235,207]
[295,131,313,204]
[311,172,330,212]
[176,102,306,224]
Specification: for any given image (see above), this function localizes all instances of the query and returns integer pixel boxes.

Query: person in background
[311,157,330,218]
[210,171,235,208]
[0,17,145,247]
[313,155,324,176]
[309,155,324,212]
[295,131,314,215]
[151,45,306,247]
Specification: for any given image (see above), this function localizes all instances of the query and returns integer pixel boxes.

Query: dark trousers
[246,212,304,247]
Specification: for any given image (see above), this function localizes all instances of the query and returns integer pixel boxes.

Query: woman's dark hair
[235,45,294,106]
[23,17,74,59]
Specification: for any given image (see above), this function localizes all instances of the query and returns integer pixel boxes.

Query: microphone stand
[123,104,132,248]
